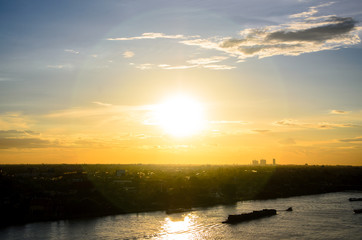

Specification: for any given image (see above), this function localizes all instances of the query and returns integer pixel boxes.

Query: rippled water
[1,191,362,240]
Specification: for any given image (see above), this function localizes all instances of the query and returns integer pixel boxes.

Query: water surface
[1,191,362,240]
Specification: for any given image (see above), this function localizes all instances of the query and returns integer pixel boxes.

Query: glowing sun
[154,94,206,137]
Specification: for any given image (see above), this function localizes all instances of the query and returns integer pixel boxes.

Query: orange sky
[1,1,362,165]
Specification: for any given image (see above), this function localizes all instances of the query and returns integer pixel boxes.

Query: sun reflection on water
[157,214,198,240]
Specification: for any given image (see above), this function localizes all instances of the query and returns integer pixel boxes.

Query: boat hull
[223,209,277,224]
[354,209,362,214]
[349,198,362,202]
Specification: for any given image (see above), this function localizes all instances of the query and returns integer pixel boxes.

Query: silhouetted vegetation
[1,164,361,226]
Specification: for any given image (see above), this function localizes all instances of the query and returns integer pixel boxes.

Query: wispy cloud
[45,104,151,119]
[0,112,30,129]
[0,137,53,149]
[317,122,356,129]
[330,109,350,114]
[108,32,186,41]
[252,129,271,134]
[135,63,154,70]
[203,64,235,70]
[47,64,72,69]
[187,56,228,65]
[274,119,357,129]
[184,56,235,70]
[64,49,79,54]
[289,2,334,19]
[0,130,40,138]
[93,101,113,107]
[123,51,135,58]
[274,119,301,127]
[339,136,362,143]
[181,38,220,50]
[158,64,197,70]
[133,62,234,71]
[180,3,360,60]
[107,4,360,67]
[0,129,53,149]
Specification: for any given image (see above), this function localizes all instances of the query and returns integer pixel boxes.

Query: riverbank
[3,191,361,240]
[1,164,362,227]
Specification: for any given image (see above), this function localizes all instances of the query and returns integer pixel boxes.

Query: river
[1,191,362,240]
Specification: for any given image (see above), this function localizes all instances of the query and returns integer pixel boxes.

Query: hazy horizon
[1,0,362,165]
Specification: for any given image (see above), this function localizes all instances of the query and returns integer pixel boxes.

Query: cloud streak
[108,32,186,41]
[64,49,79,54]
[47,64,72,69]
[180,4,360,60]
[330,109,349,114]
[0,137,52,149]
[339,136,362,143]
[107,4,360,66]
[133,62,235,71]
[274,119,358,129]
[0,130,39,138]
[187,56,228,65]
[0,129,52,149]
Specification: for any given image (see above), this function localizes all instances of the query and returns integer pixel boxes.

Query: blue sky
[0,0,362,165]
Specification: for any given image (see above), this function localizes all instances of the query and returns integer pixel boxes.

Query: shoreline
[2,190,360,228]
[1,165,361,228]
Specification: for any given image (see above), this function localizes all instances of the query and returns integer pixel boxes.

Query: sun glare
[154,94,206,137]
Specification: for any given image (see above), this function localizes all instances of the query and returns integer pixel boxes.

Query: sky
[1,0,362,165]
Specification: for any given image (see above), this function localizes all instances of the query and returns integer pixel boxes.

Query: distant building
[252,160,259,166]
[116,169,126,177]
[260,159,267,166]
[273,158,276,166]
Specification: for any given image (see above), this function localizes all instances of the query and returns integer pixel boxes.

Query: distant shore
[1,164,362,227]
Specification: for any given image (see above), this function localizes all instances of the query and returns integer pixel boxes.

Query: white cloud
[289,7,318,19]
[330,110,350,114]
[132,62,234,71]
[187,56,228,65]
[289,2,334,19]
[156,56,233,70]
[47,64,72,69]
[180,4,361,61]
[108,32,185,41]
[203,64,235,70]
[64,49,79,54]
[133,63,234,71]
[136,63,154,70]
[123,51,135,58]
[158,64,196,70]
[108,4,360,66]
[180,38,221,49]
